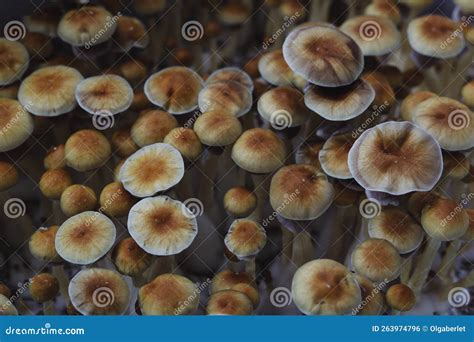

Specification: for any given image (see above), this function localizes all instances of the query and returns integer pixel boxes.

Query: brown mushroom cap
[60,184,97,217]
[230,283,260,308]
[407,191,442,220]
[461,80,474,108]
[224,187,258,218]
[0,161,18,192]
[0,39,29,86]
[361,72,395,111]
[29,226,61,262]
[112,237,152,277]
[224,219,267,259]
[29,273,59,303]
[210,269,253,293]
[133,0,167,15]
[217,2,251,26]
[364,0,401,24]
[206,67,253,91]
[163,128,203,161]
[39,168,73,200]
[114,15,149,51]
[283,23,364,87]
[462,209,474,241]
[0,98,34,152]
[44,144,66,169]
[353,274,384,315]
[65,129,111,171]
[442,151,469,180]
[131,110,178,147]
[194,111,242,146]
[112,129,139,158]
[207,290,253,315]
[198,81,252,118]
[385,284,416,311]
[99,182,137,218]
[295,140,324,170]
[258,50,295,87]
[400,91,436,122]
[319,133,357,179]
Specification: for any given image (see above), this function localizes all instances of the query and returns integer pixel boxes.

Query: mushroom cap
[258,50,295,87]
[76,75,133,115]
[224,187,258,218]
[60,184,97,217]
[224,219,267,259]
[119,143,184,197]
[407,191,442,220]
[65,129,111,171]
[99,182,137,218]
[139,273,199,315]
[0,294,18,315]
[407,15,465,59]
[207,290,253,315]
[295,140,324,170]
[114,15,149,51]
[0,38,29,86]
[112,129,139,158]
[44,144,66,169]
[217,2,251,26]
[270,164,334,220]
[348,121,443,195]
[56,211,116,265]
[454,0,474,12]
[319,132,357,179]
[39,168,73,200]
[340,15,401,56]
[353,274,384,315]
[69,268,130,315]
[18,65,83,116]
[304,79,375,121]
[385,284,416,312]
[332,181,361,208]
[0,161,18,191]
[144,66,204,115]
[442,151,469,180]
[198,81,252,118]
[257,87,311,128]
[210,269,253,293]
[364,0,401,24]
[29,273,59,303]
[413,97,474,151]
[29,226,61,262]
[231,128,286,174]
[361,72,395,111]
[194,111,242,146]
[206,67,253,91]
[127,196,198,256]
[133,0,167,15]
[230,283,259,308]
[461,80,474,108]
[0,98,34,152]
[58,6,117,47]
[351,238,402,282]
[368,207,424,254]
[131,110,178,147]
[462,209,474,241]
[292,259,361,315]
[282,23,364,87]
[400,91,436,122]
[112,237,152,277]
[163,128,203,161]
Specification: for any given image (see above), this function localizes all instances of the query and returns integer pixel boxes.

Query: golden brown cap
[60,184,97,217]
[112,129,139,158]
[319,133,357,179]
[131,110,178,147]
[206,67,253,91]
[99,182,137,218]
[29,273,59,303]
[400,91,436,122]
[224,219,267,259]
[258,50,296,87]
[112,237,152,277]
[0,39,29,86]
[0,98,34,152]
[364,0,401,24]
[224,187,258,218]
[194,111,242,146]
[39,168,73,200]
[163,128,203,161]
[352,274,384,315]
[231,283,259,308]
[207,290,253,315]
[0,161,18,191]
[65,129,111,171]
[29,226,61,262]
[44,144,66,169]
[113,16,149,51]
[210,269,253,293]
[385,284,416,311]
[198,81,252,118]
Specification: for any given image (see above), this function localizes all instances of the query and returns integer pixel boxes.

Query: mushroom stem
[52,264,70,305]
[42,301,55,315]
[400,254,415,284]
[291,230,313,267]
[407,237,442,294]
[245,259,256,279]
[281,228,293,265]
[249,174,268,223]
[437,239,463,284]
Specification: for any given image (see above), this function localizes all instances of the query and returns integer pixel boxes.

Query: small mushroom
[0,98,34,152]
[0,39,29,86]
[207,290,253,315]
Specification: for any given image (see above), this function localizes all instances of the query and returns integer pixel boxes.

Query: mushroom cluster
[0,0,472,317]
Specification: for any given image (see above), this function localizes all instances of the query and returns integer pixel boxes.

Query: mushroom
[29,273,59,315]
[0,98,34,152]
[319,132,358,179]
[112,237,152,286]
[0,39,29,86]
[352,274,384,315]
[399,91,436,122]
[224,187,258,219]
[99,182,137,218]
[364,0,401,24]
[113,15,149,52]
[39,168,72,221]
[44,144,67,170]
[0,294,18,315]
[111,129,139,158]
[385,283,416,313]
[207,290,253,315]
[206,67,254,92]
[60,184,97,217]
[131,110,178,147]
[258,49,301,88]
[198,81,252,118]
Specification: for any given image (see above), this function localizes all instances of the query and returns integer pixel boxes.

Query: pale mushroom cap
[413,97,474,151]
[348,121,443,195]
[353,274,384,315]
[0,98,34,152]
[319,133,357,179]
[351,238,402,282]
[364,0,401,24]
[112,237,152,277]
[76,75,133,115]
[368,207,424,254]
[163,128,203,161]
[0,294,18,315]
[144,66,204,115]
[258,50,295,87]
[400,91,436,122]
[292,259,361,315]
[207,290,253,315]
[340,15,401,56]
[385,284,416,312]
[231,128,286,174]
[270,164,334,220]
[304,79,375,121]
[224,219,267,259]
[194,111,242,146]
[206,67,254,91]
[224,187,258,218]
[139,273,199,315]
[65,129,111,171]
[283,24,364,87]
[131,110,178,147]
[29,226,61,262]
[119,143,184,197]
[69,268,130,315]
[18,65,84,116]
[407,15,466,59]
[127,196,198,255]
[210,270,253,293]
[198,81,252,118]
[0,39,29,86]
[56,211,116,265]
[58,6,117,47]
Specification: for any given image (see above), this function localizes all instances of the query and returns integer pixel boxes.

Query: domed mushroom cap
[0,161,18,191]
[128,196,198,256]
[206,67,253,91]
[119,143,184,197]
[163,128,203,161]
[207,290,253,315]
[368,207,424,254]
[29,226,61,262]
[231,128,286,174]
[282,24,364,87]
[0,39,29,86]
[230,283,259,308]
[112,129,139,158]
[39,168,73,200]
[258,87,311,128]
[400,91,436,122]
[114,15,149,51]
[364,0,401,24]
[319,132,357,179]
[304,79,375,121]
[60,184,97,217]
[407,191,442,220]
[461,80,474,108]
[0,98,34,152]
[198,81,252,118]
[131,110,178,147]
[144,66,204,115]
[58,6,117,47]
[0,294,18,315]
[348,121,443,195]
[29,273,59,303]
[194,111,242,146]
[99,182,137,218]
[385,284,416,312]
[258,50,295,86]
[210,269,253,293]
[270,164,334,220]
[407,15,465,59]
[76,75,133,115]
[413,97,474,151]
[217,2,251,26]
[56,211,116,265]
[351,238,402,282]
[44,144,66,169]
[224,219,267,260]
[133,0,167,15]
[18,65,83,117]
[65,129,111,171]
[292,259,361,315]
[224,187,258,218]
[112,237,152,277]
[69,268,130,315]
[353,274,384,315]
[340,15,401,56]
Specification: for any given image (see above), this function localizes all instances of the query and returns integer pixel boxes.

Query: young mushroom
[223,187,258,218]
[29,273,59,315]
[319,132,357,180]
[0,98,34,152]
[198,81,253,118]
[60,184,97,217]
[206,290,254,315]
[385,283,416,313]
[0,39,29,86]
[131,110,178,147]
[112,237,152,286]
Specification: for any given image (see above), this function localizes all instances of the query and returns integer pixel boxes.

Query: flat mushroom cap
[58,6,117,47]
[0,98,34,152]
[407,15,465,59]
[198,81,252,118]
[69,268,130,315]
[127,196,198,255]
[319,132,357,179]
[131,110,178,147]
[340,15,401,56]
[413,97,474,151]
[282,24,364,87]
[144,66,204,115]
[119,143,184,197]
[231,128,286,174]
[224,219,267,259]
[348,121,443,195]
[206,67,253,91]
[76,75,133,115]
[351,238,402,282]
[353,274,384,315]
[56,211,116,265]
[194,111,243,146]
[292,259,361,315]
[270,164,334,220]
[18,65,84,117]
[304,79,375,121]
[207,290,253,315]
[258,50,294,86]
[0,39,29,86]
[368,207,424,254]
[0,294,18,315]
[65,129,111,171]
